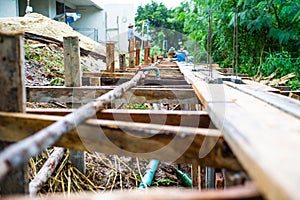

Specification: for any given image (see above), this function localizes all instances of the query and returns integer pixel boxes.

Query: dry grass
[28,148,179,196]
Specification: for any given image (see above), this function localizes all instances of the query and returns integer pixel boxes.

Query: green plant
[129,104,148,110]
[151,178,177,187]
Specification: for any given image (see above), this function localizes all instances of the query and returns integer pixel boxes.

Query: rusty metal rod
[0,61,160,181]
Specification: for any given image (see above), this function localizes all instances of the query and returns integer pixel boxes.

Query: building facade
[0,0,134,50]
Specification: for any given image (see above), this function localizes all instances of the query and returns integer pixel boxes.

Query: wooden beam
[1,184,261,200]
[26,109,214,128]
[106,42,115,72]
[135,40,141,65]
[119,53,126,71]
[26,87,199,104]
[63,36,85,174]
[63,36,81,87]
[0,31,28,194]
[144,40,150,64]
[82,72,184,79]
[100,78,188,86]
[0,32,25,112]
[0,112,241,170]
[178,63,300,199]
[129,37,135,68]
[224,81,300,119]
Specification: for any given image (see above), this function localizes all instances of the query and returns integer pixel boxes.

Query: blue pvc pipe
[139,160,159,188]
[143,67,160,80]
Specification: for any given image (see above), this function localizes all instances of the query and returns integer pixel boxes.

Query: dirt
[0,13,105,55]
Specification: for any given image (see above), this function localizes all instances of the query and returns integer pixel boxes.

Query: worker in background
[168,47,177,58]
[128,22,134,51]
[177,46,189,62]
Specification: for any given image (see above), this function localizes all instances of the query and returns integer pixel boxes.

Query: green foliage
[171,0,300,89]
[24,42,65,86]
[260,51,300,78]
[129,104,148,110]
[151,178,177,187]
[135,1,185,50]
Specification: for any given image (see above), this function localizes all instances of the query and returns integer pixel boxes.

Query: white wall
[48,0,57,19]
[104,4,134,52]
[0,0,18,17]
[70,6,106,43]
[29,0,50,17]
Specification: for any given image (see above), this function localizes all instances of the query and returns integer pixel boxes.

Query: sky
[101,0,184,11]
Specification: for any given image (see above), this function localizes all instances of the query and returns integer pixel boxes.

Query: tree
[135,1,185,54]
[177,0,300,81]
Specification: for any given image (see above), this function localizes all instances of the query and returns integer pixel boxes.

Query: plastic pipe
[139,160,159,189]
[143,67,160,80]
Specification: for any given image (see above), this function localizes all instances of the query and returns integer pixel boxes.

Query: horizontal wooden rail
[2,184,261,200]
[26,109,214,128]
[82,72,184,79]
[0,112,241,170]
[100,78,189,86]
[26,86,199,104]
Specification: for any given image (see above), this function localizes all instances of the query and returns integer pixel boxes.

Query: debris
[0,13,105,54]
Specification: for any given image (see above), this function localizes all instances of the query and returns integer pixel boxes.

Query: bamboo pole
[0,61,160,181]
[29,147,65,196]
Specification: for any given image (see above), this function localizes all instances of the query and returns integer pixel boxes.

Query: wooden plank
[225,81,300,119]
[207,86,300,200]
[26,109,214,128]
[82,72,184,79]
[0,31,28,194]
[63,36,81,87]
[178,63,300,199]
[242,80,280,93]
[26,87,199,104]
[0,112,241,170]
[106,42,115,72]
[2,185,261,200]
[101,77,188,86]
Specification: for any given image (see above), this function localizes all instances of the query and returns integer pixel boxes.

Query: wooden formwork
[1,31,299,199]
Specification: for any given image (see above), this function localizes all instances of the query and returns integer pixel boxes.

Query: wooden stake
[106,42,115,72]
[191,162,201,190]
[144,40,150,64]
[0,31,28,194]
[119,53,126,71]
[135,40,141,66]
[63,36,81,87]
[63,36,86,174]
[129,37,135,68]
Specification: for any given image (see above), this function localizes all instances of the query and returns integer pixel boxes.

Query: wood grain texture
[26,109,214,128]
[0,31,28,194]
[106,42,115,72]
[0,112,241,170]
[26,86,199,104]
[1,184,261,200]
[63,36,81,87]
[177,62,300,199]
